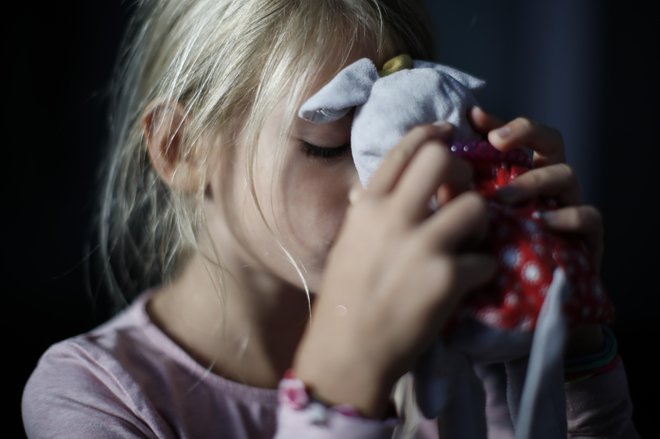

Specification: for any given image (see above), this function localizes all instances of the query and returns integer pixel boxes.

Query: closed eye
[300,141,351,161]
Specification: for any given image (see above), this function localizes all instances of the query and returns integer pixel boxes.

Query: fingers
[447,254,498,298]
[468,106,505,134]
[536,205,604,271]
[470,107,566,167]
[418,192,490,252]
[495,163,582,206]
[488,116,565,167]
[423,253,498,323]
[365,123,453,197]
[392,142,473,222]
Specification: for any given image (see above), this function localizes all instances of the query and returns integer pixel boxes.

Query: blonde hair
[98,0,432,305]
[96,0,433,435]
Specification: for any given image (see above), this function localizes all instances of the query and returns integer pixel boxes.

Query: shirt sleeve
[475,353,640,439]
[275,403,399,439]
[21,342,160,439]
[565,358,640,439]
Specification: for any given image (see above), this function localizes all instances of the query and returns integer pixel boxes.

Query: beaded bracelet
[278,369,361,424]
[564,325,619,383]
[278,369,398,426]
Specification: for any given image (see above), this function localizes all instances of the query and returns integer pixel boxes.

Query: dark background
[4,1,658,437]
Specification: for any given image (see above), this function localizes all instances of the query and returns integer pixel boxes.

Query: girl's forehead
[306,43,384,93]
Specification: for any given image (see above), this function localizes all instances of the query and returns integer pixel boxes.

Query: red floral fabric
[448,140,615,331]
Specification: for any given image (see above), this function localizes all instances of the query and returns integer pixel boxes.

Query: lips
[446,140,615,331]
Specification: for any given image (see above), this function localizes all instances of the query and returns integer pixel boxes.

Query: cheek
[274,162,353,268]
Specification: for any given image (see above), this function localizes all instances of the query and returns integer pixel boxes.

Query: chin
[285,247,329,292]
[301,266,324,294]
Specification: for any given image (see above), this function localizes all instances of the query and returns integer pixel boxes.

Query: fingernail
[492,126,512,141]
[428,195,439,211]
[496,186,521,203]
[432,121,454,135]
[535,210,561,226]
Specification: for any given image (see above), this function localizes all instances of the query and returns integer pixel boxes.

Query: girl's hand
[468,107,605,356]
[293,123,497,418]
[469,107,604,272]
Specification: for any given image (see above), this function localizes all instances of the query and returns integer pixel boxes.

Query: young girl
[22,0,638,438]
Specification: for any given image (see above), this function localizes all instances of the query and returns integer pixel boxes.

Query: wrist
[279,369,398,424]
[564,325,618,383]
[293,341,396,419]
[565,324,604,357]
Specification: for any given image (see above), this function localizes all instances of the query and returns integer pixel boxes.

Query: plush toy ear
[299,58,379,123]
[413,60,486,91]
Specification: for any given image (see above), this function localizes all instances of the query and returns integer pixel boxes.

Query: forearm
[565,358,639,438]
[564,326,640,438]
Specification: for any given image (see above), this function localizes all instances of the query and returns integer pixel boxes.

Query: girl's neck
[147,253,311,389]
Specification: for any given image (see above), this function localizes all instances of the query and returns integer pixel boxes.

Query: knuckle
[469,192,489,213]
[549,126,564,144]
[390,146,411,164]
[411,124,439,139]
[346,196,377,218]
[461,191,487,211]
[429,143,452,168]
[526,169,544,185]
[436,257,459,291]
[556,162,575,179]
[378,147,411,177]
[456,192,489,226]
[582,205,603,225]
[545,163,578,188]
[513,116,535,132]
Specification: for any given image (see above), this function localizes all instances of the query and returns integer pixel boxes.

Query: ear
[298,57,379,123]
[413,60,486,91]
[143,101,203,193]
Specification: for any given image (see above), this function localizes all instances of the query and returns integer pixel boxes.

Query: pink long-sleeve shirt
[22,289,639,438]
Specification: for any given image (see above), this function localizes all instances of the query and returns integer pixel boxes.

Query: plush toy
[299,55,615,439]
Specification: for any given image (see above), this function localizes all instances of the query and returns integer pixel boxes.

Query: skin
[144,60,606,419]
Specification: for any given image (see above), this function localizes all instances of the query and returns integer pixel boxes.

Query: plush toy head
[298,55,615,439]
[300,54,485,188]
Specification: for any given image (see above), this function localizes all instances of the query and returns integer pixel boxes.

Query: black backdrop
[4,1,658,437]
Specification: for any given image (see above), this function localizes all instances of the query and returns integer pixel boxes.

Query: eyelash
[300,141,351,161]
